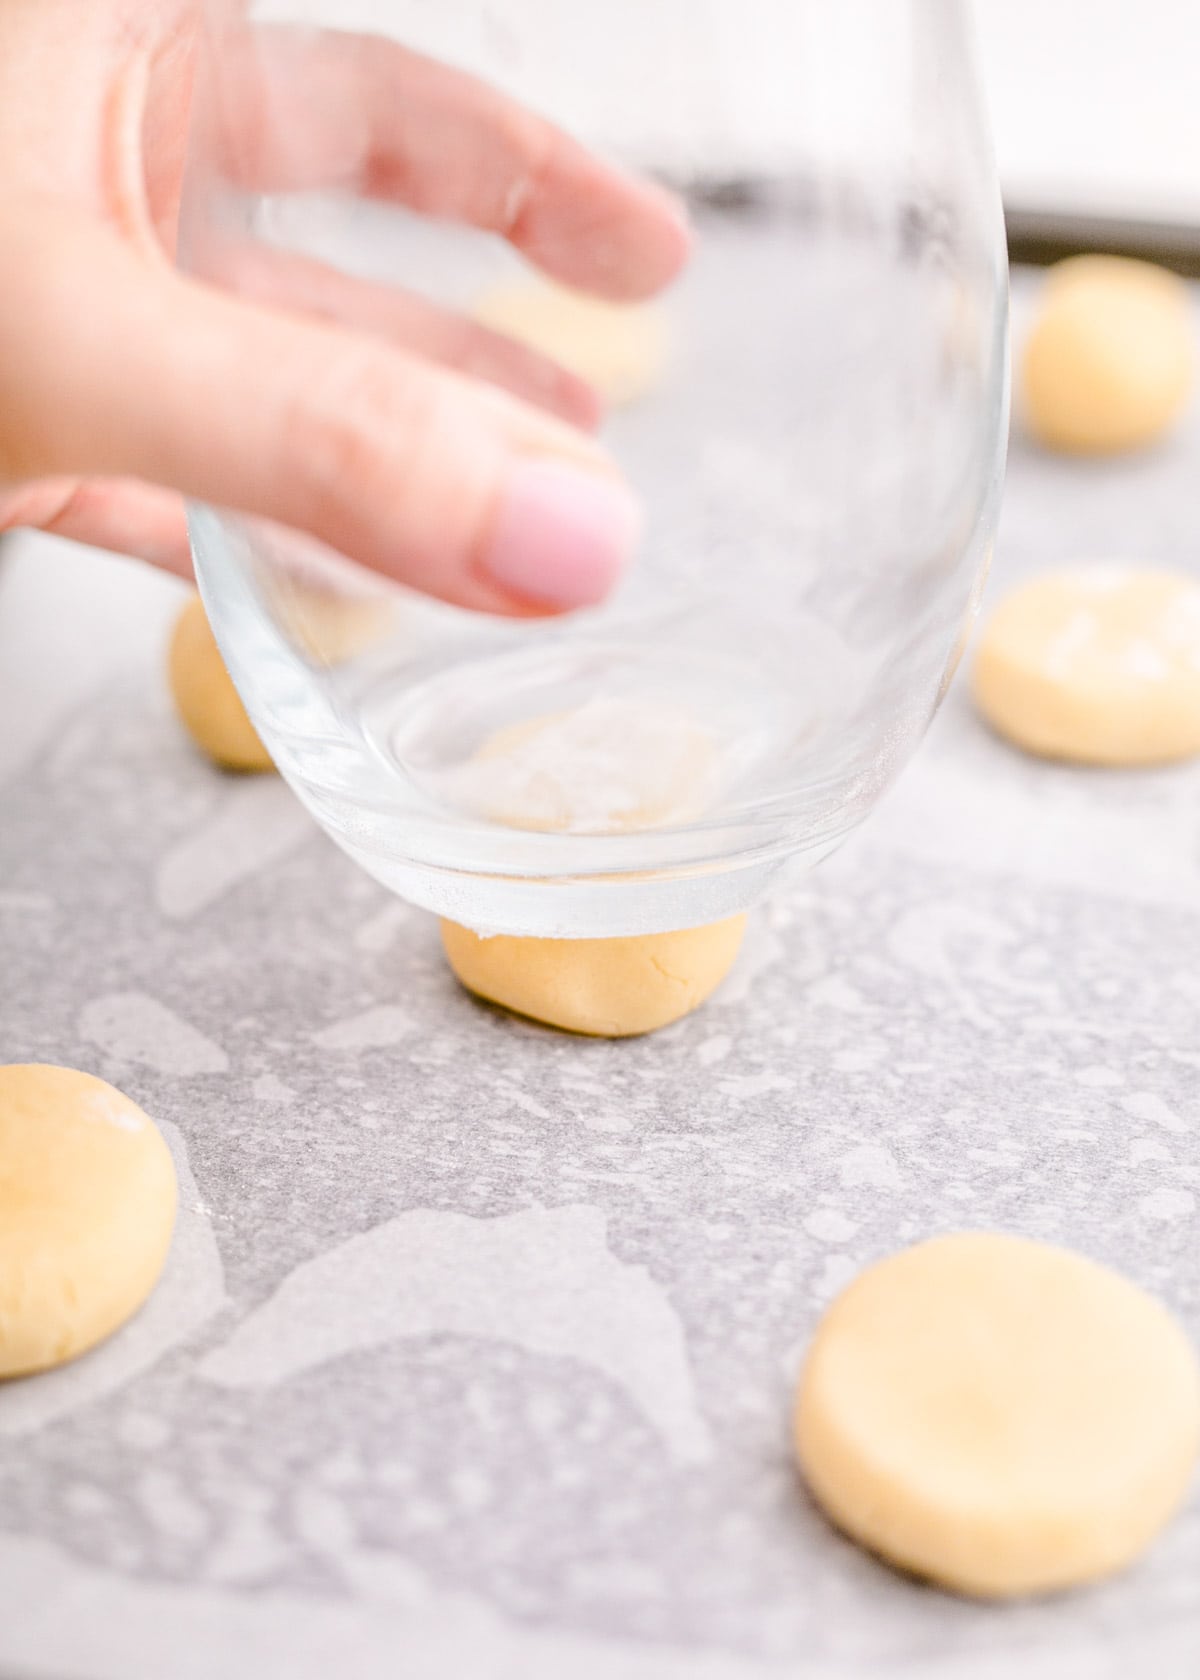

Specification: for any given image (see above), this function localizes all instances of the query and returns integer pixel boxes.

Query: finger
[201,25,691,300]
[1,209,639,616]
[0,476,192,576]
[217,242,602,431]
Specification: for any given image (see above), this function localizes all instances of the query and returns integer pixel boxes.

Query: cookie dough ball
[168,594,273,773]
[1022,256,1194,454]
[440,915,746,1037]
[0,1065,178,1377]
[795,1233,1200,1599]
[473,279,669,406]
[973,566,1200,765]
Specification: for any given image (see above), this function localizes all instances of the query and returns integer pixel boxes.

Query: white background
[975,0,1200,224]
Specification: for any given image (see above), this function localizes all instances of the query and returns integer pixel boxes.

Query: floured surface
[0,269,1199,1674]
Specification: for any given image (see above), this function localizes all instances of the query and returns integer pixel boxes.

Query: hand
[0,1,689,612]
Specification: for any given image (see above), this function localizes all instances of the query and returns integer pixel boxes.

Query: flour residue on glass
[427,697,746,834]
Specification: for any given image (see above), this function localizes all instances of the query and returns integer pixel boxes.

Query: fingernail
[481,461,641,609]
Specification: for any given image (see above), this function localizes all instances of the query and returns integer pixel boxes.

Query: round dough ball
[440,915,746,1037]
[0,1065,178,1377]
[973,566,1200,765]
[473,279,669,406]
[1022,256,1194,454]
[168,594,273,773]
[795,1232,1200,1599]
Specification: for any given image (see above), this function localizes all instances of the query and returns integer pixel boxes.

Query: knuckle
[290,345,454,536]
[494,110,558,234]
[0,478,80,533]
[294,350,409,495]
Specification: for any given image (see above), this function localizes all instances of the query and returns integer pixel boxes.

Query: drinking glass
[181,0,1009,935]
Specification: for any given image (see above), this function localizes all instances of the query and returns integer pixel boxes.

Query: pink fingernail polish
[481,461,641,610]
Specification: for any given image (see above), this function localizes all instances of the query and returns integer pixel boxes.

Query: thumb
[0,205,640,614]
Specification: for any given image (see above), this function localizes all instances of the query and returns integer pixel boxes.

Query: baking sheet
[0,270,1198,1677]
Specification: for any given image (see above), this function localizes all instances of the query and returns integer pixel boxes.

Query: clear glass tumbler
[182,0,1009,936]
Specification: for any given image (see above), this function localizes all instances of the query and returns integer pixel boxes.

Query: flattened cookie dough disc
[440,916,746,1037]
[168,594,273,773]
[795,1233,1200,1599]
[1022,255,1194,454]
[973,567,1200,765]
[473,279,669,407]
[0,1065,178,1378]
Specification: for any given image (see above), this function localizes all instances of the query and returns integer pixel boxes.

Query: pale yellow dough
[439,706,742,1036]
[168,594,273,773]
[1022,255,1194,454]
[973,566,1200,765]
[473,279,668,406]
[795,1232,1200,1599]
[440,917,746,1038]
[0,1065,178,1378]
